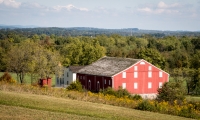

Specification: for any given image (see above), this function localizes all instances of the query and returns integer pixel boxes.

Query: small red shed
[39,78,52,87]
[77,57,169,98]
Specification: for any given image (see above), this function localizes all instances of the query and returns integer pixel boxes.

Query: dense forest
[0,28,200,95]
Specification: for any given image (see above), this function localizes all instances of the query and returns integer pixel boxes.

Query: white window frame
[134,66,138,71]
[159,71,163,77]
[148,72,152,78]
[148,82,152,89]
[122,83,126,89]
[159,82,162,88]
[140,62,145,65]
[122,72,126,78]
[148,66,152,70]
[134,72,138,78]
[134,83,138,89]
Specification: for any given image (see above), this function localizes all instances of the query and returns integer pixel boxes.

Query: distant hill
[0,25,199,37]
[0,24,38,29]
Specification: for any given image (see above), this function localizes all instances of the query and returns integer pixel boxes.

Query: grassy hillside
[0,91,194,120]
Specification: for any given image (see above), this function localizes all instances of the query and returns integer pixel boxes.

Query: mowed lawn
[0,91,194,120]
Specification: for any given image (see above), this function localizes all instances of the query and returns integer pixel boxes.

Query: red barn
[77,57,169,98]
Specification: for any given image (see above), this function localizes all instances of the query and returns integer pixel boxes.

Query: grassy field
[0,72,55,86]
[0,91,194,120]
[186,95,200,102]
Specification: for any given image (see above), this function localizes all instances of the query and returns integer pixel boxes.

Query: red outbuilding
[77,57,169,98]
[39,78,52,87]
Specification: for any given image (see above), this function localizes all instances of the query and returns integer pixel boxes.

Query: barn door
[88,80,91,90]
[97,81,100,91]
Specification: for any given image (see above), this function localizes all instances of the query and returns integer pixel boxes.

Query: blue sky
[0,0,200,31]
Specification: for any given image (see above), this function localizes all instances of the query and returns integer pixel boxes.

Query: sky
[0,0,200,31]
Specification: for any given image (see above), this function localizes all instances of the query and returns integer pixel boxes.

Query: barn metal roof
[77,56,142,77]
[69,66,85,73]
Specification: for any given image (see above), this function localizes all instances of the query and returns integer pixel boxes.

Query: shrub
[116,86,131,98]
[130,94,142,100]
[67,80,83,92]
[0,72,16,83]
[136,100,155,111]
[100,86,132,98]
[157,81,186,103]
[100,87,116,96]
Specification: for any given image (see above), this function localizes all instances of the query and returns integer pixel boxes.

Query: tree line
[0,29,200,94]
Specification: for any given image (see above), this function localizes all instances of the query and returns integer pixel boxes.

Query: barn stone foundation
[136,94,158,99]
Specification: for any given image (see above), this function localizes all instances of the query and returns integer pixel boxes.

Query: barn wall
[113,60,169,94]
[77,73,112,92]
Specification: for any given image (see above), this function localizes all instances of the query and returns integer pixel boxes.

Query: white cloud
[0,0,3,4]
[138,1,180,14]
[158,1,168,8]
[31,3,42,8]
[158,1,180,9]
[53,4,89,12]
[0,0,21,8]
[138,7,152,13]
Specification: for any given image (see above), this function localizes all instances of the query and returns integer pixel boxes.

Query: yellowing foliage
[0,72,16,83]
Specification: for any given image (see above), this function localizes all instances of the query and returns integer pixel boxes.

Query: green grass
[0,91,194,120]
[186,95,200,102]
[0,72,55,86]
[0,105,96,120]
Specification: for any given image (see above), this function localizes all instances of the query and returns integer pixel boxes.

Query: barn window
[60,78,64,84]
[159,71,163,77]
[122,83,126,89]
[105,79,106,84]
[148,72,152,78]
[148,82,152,89]
[148,66,152,70]
[122,72,126,78]
[159,82,162,88]
[67,81,69,85]
[134,72,138,78]
[109,80,110,85]
[134,66,138,71]
[140,62,145,65]
[67,72,68,77]
[134,83,138,89]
